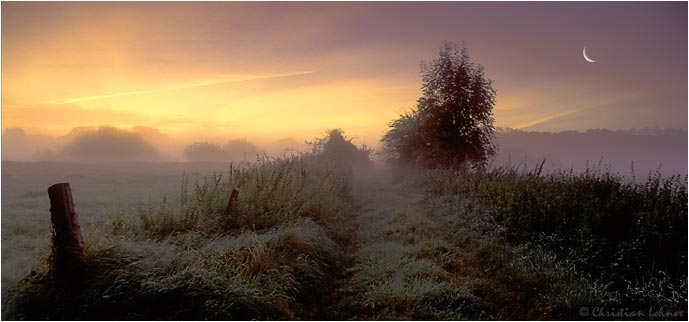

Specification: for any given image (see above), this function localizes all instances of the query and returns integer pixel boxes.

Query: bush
[308,129,372,168]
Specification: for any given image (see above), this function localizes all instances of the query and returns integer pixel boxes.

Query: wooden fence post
[48,183,85,281]
[225,189,239,216]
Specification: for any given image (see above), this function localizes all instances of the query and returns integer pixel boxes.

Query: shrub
[308,129,372,168]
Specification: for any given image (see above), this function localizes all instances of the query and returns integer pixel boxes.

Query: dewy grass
[5,218,345,319]
[424,164,688,319]
[3,147,686,320]
[110,155,352,240]
[3,155,355,320]
[1,161,235,297]
[339,171,480,320]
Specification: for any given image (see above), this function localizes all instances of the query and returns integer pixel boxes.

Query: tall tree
[383,41,496,168]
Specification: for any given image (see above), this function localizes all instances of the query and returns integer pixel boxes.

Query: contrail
[514,106,590,130]
[513,91,646,130]
[57,71,313,104]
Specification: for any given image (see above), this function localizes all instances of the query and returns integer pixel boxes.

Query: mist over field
[1,126,306,162]
[3,126,685,177]
[2,1,686,320]
[493,128,688,178]
[3,128,686,320]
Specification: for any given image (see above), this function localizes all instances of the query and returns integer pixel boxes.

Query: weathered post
[48,183,85,281]
[224,189,239,216]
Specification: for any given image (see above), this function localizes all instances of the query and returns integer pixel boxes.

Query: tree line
[9,41,497,168]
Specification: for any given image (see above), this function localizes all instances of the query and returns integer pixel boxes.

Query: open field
[1,161,235,296]
[2,158,687,320]
[3,2,686,320]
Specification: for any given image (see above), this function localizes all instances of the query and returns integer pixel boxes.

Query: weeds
[111,156,352,241]
[3,146,686,320]
[425,164,688,319]
[3,152,360,320]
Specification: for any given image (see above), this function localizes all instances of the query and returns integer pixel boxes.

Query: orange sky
[2,2,686,148]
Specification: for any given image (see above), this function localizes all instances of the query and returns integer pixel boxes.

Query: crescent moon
[583,47,596,63]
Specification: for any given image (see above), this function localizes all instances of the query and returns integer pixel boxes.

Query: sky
[2,2,687,147]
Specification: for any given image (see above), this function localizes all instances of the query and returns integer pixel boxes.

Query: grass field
[1,161,235,297]
[2,157,687,320]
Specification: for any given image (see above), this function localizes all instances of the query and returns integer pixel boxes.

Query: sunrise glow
[2,2,686,147]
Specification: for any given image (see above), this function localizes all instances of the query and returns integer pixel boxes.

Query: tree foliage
[382,42,497,168]
[58,126,159,162]
[309,129,372,166]
[184,142,225,162]
[184,139,263,162]
[222,139,264,161]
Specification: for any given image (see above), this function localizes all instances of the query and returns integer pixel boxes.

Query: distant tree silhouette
[184,139,264,162]
[184,142,226,162]
[309,129,372,166]
[58,126,159,162]
[382,41,497,168]
[222,139,263,162]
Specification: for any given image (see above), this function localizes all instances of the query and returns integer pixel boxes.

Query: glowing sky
[2,2,687,146]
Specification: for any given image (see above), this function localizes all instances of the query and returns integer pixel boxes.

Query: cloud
[515,107,591,130]
[55,71,313,104]
[510,88,661,131]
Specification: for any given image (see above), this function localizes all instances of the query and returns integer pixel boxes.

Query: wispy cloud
[513,90,655,130]
[514,106,590,130]
[55,71,313,104]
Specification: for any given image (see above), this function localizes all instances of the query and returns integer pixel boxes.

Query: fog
[1,128,57,161]
[493,128,687,177]
[1,126,308,163]
[2,126,686,177]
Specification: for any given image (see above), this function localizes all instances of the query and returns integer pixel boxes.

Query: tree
[382,41,497,168]
[183,142,226,161]
[308,129,372,166]
[222,139,263,161]
[184,139,265,162]
[58,126,159,162]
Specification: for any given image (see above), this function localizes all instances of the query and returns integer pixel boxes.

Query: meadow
[1,161,236,296]
[1,149,687,320]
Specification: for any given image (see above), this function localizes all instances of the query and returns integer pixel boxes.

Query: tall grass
[4,149,686,319]
[119,156,352,239]
[4,155,356,320]
[425,164,688,317]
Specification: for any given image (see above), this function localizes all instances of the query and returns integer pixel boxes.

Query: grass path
[3,162,685,320]
[329,167,550,319]
[328,168,480,319]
